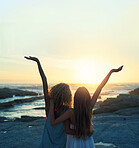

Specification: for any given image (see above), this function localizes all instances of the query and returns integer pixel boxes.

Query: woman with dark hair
[50,65,123,148]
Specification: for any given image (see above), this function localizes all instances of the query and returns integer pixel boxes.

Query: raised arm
[24,56,48,115]
[91,65,123,109]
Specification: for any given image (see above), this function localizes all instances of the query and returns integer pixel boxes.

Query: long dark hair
[74,87,93,139]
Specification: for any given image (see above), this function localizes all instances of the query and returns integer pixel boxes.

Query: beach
[0,83,139,148]
[1,0,139,147]
[0,109,139,148]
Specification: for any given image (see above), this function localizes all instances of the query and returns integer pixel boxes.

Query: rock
[0,117,8,123]
[0,95,44,109]
[114,107,139,116]
[94,94,139,114]
[0,114,139,148]
[18,86,42,90]
[0,117,15,123]
[99,98,116,107]
[129,88,139,95]
[33,107,45,110]
[0,118,45,148]
[0,87,41,99]
[93,114,139,148]
[15,116,44,122]
[93,106,118,114]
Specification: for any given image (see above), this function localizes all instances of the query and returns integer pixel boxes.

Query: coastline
[0,83,139,119]
[0,109,139,148]
[0,85,139,148]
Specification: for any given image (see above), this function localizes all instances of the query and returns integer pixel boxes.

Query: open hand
[24,56,39,62]
[111,65,123,73]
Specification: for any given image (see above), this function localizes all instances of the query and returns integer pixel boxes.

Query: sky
[0,0,139,84]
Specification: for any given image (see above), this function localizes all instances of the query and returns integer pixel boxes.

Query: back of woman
[40,83,72,148]
[66,65,123,147]
[66,87,95,148]
[40,109,67,148]
[24,56,73,148]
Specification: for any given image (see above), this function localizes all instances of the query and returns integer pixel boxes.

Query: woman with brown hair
[50,65,123,148]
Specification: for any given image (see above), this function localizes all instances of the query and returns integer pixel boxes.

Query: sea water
[0,83,138,119]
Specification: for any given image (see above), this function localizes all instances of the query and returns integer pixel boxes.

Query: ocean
[0,83,139,119]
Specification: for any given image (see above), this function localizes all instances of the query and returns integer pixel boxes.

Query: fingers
[24,56,32,58]
[24,56,31,60]
[111,65,123,73]
[24,56,39,63]
[116,65,123,72]
[119,65,123,70]
[119,65,123,69]
[24,56,29,59]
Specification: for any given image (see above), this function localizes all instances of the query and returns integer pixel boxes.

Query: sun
[76,61,97,84]
[74,59,111,84]
[78,66,93,83]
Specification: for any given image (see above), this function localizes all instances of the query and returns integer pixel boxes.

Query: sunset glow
[0,0,139,84]
[78,65,93,83]
[75,60,109,84]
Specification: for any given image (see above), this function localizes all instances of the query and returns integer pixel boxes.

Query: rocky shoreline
[0,110,138,148]
[0,88,139,148]
[0,88,41,99]
[94,94,139,115]
[0,95,44,109]
[0,88,44,110]
[93,86,139,116]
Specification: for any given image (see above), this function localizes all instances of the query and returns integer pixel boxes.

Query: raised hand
[111,65,123,73]
[24,56,39,62]
[24,55,49,117]
[91,65,123,109]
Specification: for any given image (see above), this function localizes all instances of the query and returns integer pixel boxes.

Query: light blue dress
[39,109,67,148]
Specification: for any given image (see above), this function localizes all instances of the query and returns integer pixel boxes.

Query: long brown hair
[74,87,93,139]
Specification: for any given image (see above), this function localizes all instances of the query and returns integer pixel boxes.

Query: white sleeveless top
[66,124,95,148]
